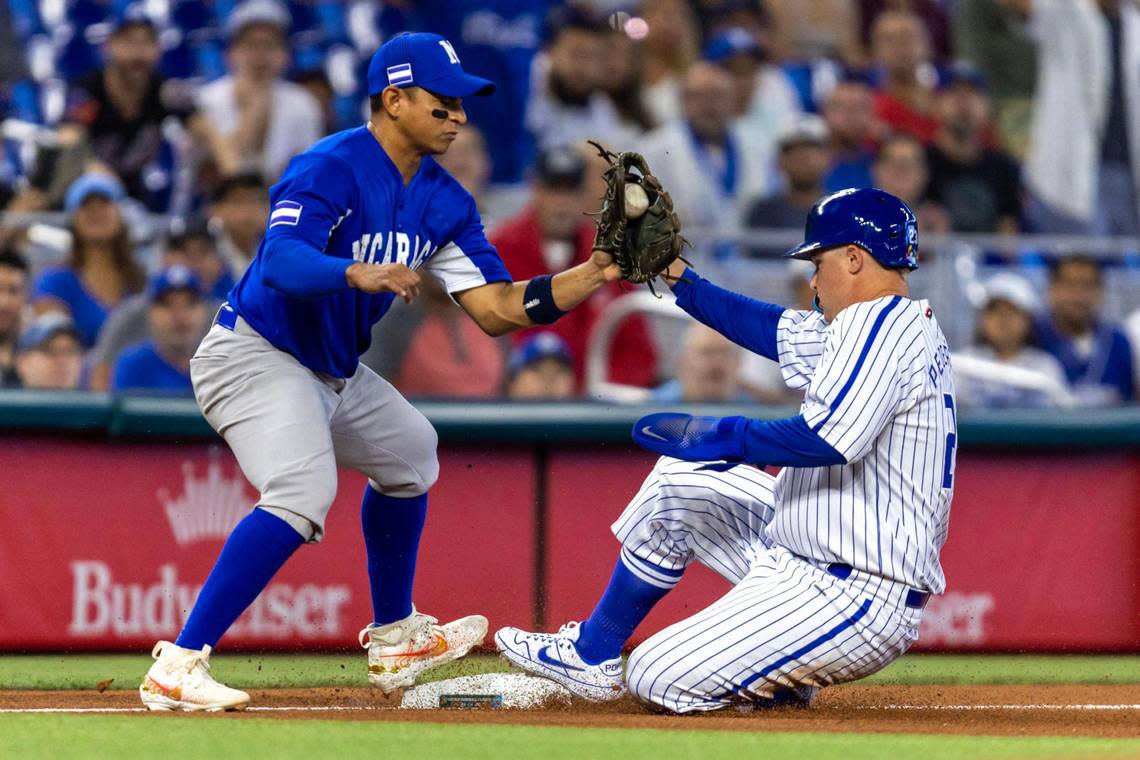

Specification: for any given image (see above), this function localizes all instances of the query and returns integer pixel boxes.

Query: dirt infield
[3,684,1139,737]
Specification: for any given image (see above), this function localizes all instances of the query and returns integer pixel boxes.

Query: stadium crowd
[0,0,1137,408]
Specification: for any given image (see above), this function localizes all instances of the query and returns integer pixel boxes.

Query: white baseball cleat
[139,641,250,712]
[360,606,488,694]
[495,621,625,702]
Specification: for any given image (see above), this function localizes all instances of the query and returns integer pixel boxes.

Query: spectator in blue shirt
[31,173,145,348]
[89,219,230,390]
[110,266,209,396]
[1036,256,1137,406]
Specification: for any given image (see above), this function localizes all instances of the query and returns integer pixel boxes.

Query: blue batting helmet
[784,188,919,270]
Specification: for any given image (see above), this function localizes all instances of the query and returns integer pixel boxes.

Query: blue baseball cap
[148,265,203,303]
[367,32,495,98]
[508,332,574,376]
[16,313,80,353]
[703,27,764,63]
[64,173,125,213]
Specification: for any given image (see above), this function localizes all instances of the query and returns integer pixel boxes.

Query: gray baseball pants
[189,317,439,541]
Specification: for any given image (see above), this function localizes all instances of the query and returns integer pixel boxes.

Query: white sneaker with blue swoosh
[494,621,625,701]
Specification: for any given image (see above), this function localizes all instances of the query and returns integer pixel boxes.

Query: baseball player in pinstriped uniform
[497,188,957,713]
[139,32,624,711]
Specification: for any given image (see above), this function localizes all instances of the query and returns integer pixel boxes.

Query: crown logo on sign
[158,455,252,547]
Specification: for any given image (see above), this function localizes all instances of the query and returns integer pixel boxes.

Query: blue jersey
[31,267,114,348]
[1035,316,1136,404]
[229,126,512,378]
[111,339,194,395]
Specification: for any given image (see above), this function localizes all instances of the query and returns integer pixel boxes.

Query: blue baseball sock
[176,508,304,650]
[573,555,678,665]
[361,486,428,626]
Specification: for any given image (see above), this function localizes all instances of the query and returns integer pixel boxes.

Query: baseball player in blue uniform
[140,32,622,711]
[497,188,957,712]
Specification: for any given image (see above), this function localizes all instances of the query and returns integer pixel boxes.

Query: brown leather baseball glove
[588,140,688,294]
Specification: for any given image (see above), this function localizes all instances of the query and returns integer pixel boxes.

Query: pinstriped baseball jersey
[772,295,956,593]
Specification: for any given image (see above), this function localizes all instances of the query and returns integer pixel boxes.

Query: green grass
[2,653,1139,691]
[866,654,1140,685]
[3,655,1139,759]
[1,716,1138,760]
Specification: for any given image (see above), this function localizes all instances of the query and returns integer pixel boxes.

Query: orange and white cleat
[139,641,250,712]
[359,606,488,693]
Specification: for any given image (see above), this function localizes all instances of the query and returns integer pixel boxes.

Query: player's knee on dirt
[625,649,678,711]
[625,643,667,705]
[625,637,724,714]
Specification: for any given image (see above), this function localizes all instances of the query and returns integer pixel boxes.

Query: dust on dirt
[3,684,1139,737]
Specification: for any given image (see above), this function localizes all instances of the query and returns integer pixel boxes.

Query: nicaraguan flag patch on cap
[269,200,303,227]
[387,63,413,86]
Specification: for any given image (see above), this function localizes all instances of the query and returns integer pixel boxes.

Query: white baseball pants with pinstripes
[613,457,924,714]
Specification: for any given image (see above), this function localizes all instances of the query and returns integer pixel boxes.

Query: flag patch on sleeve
[269,200,303,227]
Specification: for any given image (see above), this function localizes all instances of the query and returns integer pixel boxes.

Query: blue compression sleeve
[260,236,354,298]
[739,414,846,467]
[670,267,785,360]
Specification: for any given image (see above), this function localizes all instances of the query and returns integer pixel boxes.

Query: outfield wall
[1,393,1138,652]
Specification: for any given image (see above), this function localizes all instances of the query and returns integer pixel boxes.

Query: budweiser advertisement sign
[0,439,535,650]
[0,439,1137,651]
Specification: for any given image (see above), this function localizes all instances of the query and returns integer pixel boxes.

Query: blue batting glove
[632,413,748,462]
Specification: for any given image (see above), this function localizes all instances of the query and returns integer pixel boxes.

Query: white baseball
[624,183,650,219]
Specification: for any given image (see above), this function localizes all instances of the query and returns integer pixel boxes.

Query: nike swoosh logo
[376,633,449,662]
[143,676,181,699]
[536,645,584,671]
[640,425,667,442]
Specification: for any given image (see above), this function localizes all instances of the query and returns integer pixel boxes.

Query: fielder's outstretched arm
[455,250,623,336]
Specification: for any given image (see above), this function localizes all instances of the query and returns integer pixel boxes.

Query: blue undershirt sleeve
[738,414,846,467]
[260,239,354,298]
[670,267,785,360]
[259,152,357,298]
